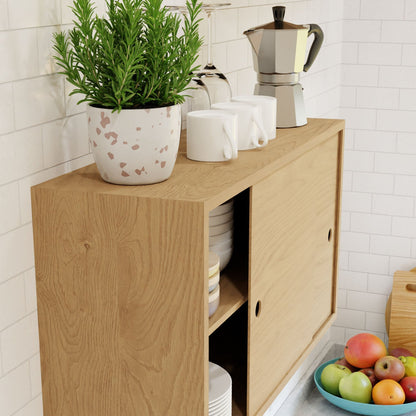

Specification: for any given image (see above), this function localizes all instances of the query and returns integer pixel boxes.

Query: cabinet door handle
[255,300,262,317]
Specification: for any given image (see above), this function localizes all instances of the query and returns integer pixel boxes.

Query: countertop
[274,344,416,416]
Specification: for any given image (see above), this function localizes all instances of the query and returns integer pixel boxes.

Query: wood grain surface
[248,134,342,415]
[388,269,416,353]
[34,118,345,211]
[32,189,207,416]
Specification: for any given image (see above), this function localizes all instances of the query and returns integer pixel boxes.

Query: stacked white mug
[186,94,277,162]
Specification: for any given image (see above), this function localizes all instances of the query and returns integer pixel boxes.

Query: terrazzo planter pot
[87,104,181,185]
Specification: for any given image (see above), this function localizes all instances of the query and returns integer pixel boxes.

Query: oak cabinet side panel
[31,188,206,416]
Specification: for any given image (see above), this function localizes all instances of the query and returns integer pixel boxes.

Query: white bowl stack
[208,252,220,318]
[209,362,232,416]
[209,200,234,272]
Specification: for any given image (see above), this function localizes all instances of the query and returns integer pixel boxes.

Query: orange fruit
[372,379,406,405]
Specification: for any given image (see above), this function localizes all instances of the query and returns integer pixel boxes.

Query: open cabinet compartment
[209,189,250,415]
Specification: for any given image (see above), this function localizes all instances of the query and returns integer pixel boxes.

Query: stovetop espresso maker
[244,6,324,128]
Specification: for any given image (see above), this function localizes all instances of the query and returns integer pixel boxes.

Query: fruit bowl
[314,359,416,416]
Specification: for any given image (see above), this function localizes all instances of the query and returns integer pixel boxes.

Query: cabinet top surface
[33,118,344,208]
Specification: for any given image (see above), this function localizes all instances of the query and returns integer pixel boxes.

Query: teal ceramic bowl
[314,358,416,416]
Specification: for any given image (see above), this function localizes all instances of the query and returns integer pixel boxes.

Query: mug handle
[251,112,269,148]
[223,121,238,160]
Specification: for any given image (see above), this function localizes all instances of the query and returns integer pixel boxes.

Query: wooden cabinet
[31,118,344,416]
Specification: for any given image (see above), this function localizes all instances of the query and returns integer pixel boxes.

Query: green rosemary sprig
[53,0,203,111]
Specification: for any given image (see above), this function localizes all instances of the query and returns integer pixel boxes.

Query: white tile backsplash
[1,0,416,413]
[356,87,400,109]
[354,130,396,153]
[343,20,382,42]
[402,44,416,66]
[350,213,392,235]
[405,0,416,19]
[0,224,35,283]
[372,194,414,217]
[358,43,402,66]
[342,64,379,87]
[370,235,412,257]
[1,312,40,373]
[367,274,393,295]
[13,395,43,416]
[340,231,370,253]
[399,89,416,111]
[335,308,366,329]
[365,312,387,333]
[360,0,405,20]
[214,9,239,43]
[0,126,44,186]
[0,275,26,332]
[352,172,394,194]
[347,291,387,313]
[0,363,32,415]
[29,354,42,397]
[392,217,416,238]
[338,270,368,291]
[398,132,416,153]
[343,150,374,172]
[37,26,60,75]
[0,29,39,83]
[349,252,390,274]
[0,0,8,29]
[8,0,61,29]
[381,20,416,43]
[375,152,416,174]
[342,191,372,213]
[42,113,89,168]
[0,182,20,234]
[379,67,416,89]
[0,83,15,135]
[24,269,38,314]
[395,175,416,197]
[13,75,65,130]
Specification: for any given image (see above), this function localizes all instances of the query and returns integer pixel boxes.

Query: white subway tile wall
[0,0,414,414]
[337,0,416,347]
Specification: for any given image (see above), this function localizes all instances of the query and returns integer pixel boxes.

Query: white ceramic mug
[232,95,277,141]
[186,110,238,162]
[211,102,269,151]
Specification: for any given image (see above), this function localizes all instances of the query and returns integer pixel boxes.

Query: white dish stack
[208,252,220,318]
[209,199,234,271]
[209,362,232,416]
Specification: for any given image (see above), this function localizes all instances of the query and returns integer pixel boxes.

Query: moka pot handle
[303,24,324,72]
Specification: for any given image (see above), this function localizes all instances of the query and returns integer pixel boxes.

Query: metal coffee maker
[244,6,324,128]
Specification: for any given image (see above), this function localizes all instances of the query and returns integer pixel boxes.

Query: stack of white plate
[209,362,232,416]
[208,252,220,318]
[209,200,234,271]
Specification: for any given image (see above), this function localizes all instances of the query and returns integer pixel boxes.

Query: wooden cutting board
[386,268,416,353]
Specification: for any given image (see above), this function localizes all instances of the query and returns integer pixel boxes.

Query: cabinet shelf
[209,271,247,336]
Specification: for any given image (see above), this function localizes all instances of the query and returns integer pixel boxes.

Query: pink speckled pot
[87,104,181,185]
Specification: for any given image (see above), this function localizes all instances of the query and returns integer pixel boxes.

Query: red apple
[359,368,377,386]
[335,357,358,372]
[390,347,415,358]
[344,333,387,368]
[374,355,405,381]
[400,376,416,402]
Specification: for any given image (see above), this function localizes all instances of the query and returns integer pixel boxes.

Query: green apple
[321,364,351,396]
[339,372,372,403]
[399,356,416,377]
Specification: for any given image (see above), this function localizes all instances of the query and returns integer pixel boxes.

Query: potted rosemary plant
[53,0,202,185]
